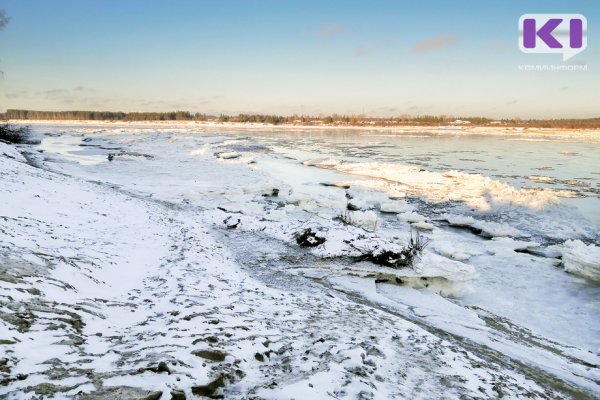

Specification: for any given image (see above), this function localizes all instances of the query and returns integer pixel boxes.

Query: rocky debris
[78,387,163,400]
[294,228,326,247]
[254,352,265,362]
[193,349,227,362]
[136,361,173,375]
[108,151,154,162]
[25,382,77,397]
[25,287,42,296]
[262,188,280,197]
[170,389,186,400]
[192,335,219,345]
[358,390,375,399]
[0,310,36,333]
[320,182,351,189]
[347,202,362,211]
[156,361,171,374]
[191,375,225,398]
[64,314,85,332]
[223,216,240,229]
[0,358,10,373]
[216,206,243,214]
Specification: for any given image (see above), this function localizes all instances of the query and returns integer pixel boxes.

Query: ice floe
[559,240,600,282]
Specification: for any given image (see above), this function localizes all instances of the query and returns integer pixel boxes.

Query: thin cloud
[412,35,457,53]
[0,10,10,30]
[73,85,95,92]
[196,95,224,105]
[319,24,348,38]
[87,102,108,108]
[371,106,399,113]
[140,99,167,106]
[5,90,28,99]
[41,89,68,97]
[408,104,432,112]
[169,103,188,109]
[39,87,94,97]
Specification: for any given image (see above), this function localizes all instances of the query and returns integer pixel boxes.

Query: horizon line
[3,109,600,122]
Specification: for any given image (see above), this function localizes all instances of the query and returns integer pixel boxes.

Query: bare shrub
[356,230,431,269]
[294,228,326,247]
[0,123,33,144]
[335,210,379,232]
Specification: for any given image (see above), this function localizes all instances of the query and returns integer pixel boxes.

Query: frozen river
[2,122,598,398]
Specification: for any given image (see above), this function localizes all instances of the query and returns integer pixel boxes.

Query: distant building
[450,119,472,125]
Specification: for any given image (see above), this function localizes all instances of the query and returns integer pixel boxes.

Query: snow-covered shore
[1,125,599,399]
[8,119,600,142]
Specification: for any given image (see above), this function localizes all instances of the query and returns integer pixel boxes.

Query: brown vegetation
[2,109,599,129]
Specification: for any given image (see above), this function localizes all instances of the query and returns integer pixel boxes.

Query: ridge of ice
[308,160,561,211]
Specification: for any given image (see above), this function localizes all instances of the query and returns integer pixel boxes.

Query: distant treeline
[2,109,210,121]
[215,114,495,125]
[2,109,600,129]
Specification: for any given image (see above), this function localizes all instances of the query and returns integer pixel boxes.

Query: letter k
[523,18,563,48]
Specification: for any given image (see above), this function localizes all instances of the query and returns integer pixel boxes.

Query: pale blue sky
[0,0,598,118]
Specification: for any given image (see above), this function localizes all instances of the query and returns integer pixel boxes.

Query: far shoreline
[8,119,600,136]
